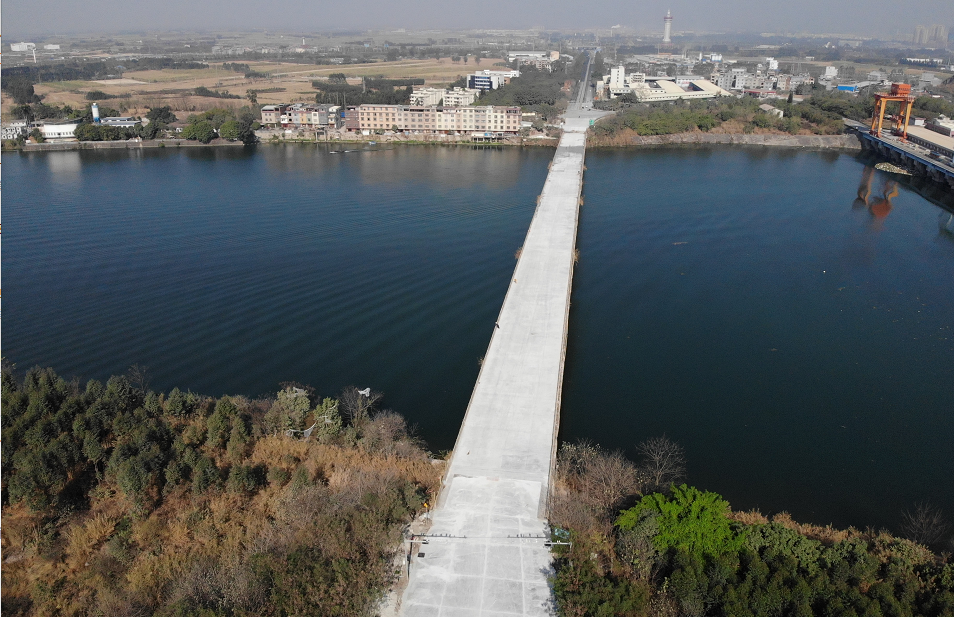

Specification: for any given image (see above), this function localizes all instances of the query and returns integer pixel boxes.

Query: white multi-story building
[356,104,521,134]
[410,87,480,107]
[823,66,838,79]
[409,87,446,106]
[467,70,520,91]
[508,51,559,63]
[442,88,480,106]
[10,42,36,52]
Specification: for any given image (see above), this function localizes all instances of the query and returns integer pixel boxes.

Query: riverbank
[13,138,245,152]
[587,128,863,150]
[7,131,862,154]
[1,366,443,617]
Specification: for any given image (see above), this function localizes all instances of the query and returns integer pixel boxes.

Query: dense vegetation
[1,365,440,616]
[592,93,859,139]
[193,86,242,100]
[549,441,954,617]
[475,61,580,121]
[312,76,415,106]
[176,106,259,143]
[591,87,954,141]
[1,58,208,84]
[2,102,259,147]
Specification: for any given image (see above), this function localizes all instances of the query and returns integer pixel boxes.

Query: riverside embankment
[16,139,245,152]
[9,130,861,153]
[588,130,863,149]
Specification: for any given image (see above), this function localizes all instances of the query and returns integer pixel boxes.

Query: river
[3,143,952,531]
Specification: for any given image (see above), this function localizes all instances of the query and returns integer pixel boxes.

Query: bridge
[398,54,609,617]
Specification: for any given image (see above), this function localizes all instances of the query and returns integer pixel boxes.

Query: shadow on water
[853,165,898,225]
[854,152,954,214]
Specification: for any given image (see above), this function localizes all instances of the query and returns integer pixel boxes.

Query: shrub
[617,485,745,562]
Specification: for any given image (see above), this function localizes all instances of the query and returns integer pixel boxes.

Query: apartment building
[356,104,521,134]
[410,87,480,106]
[260,105,287,127]
[409,88,446,106]
[441,88,480,106]
[261,104,341,129]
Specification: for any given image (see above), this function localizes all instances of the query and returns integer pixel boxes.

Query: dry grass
[728,509,770,525]
[2,430,443,616]
[64,513,119,569]
[770,511,855,545]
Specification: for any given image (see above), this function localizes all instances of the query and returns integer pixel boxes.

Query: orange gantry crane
[870,83,915,140]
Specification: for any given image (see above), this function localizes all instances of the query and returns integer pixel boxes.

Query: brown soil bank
[589,131,863,150]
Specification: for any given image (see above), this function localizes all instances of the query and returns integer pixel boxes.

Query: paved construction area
[398,98,606,614]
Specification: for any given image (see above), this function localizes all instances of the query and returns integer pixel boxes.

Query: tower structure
[662,9,673,47]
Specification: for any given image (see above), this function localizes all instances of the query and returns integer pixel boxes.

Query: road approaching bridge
[398,56,609,617]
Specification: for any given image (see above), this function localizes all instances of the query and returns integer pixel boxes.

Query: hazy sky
[3,0,952,39]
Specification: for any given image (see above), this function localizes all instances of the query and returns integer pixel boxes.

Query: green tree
[146,106,178,124]
[617,485,746,562]
[218,119,241,141]
[29,128,45,143]
[182,120,215,143]
[3,77,41,104]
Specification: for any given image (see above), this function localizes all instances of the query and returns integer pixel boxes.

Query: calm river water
[3,144,952,531]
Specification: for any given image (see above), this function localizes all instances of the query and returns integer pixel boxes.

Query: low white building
[101,117,140,128]
[43,44,61,50]
[605,66,731,101]
[39,121,81,141]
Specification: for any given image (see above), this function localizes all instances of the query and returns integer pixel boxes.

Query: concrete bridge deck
[398,122,589,617]
[397,51,609,615]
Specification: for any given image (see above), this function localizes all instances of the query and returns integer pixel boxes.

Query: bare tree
[127,364,149,392]
[340,386,382,425]
[637,435,686,492]
[901,501,950,546]
[556,441,643,510]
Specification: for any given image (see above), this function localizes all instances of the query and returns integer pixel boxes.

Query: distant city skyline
[3,0,952,40]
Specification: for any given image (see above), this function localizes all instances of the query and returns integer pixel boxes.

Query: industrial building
[602,66,730,101]
[906,125,954,159]
[39,121,81,141]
